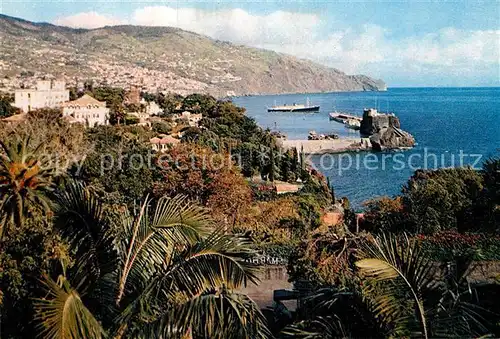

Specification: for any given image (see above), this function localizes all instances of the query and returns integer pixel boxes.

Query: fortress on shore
[360,108,415,151]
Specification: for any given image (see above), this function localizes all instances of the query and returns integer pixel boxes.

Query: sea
[232,88,500,210]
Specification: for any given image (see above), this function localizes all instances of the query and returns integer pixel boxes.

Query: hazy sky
[1,0,499,87]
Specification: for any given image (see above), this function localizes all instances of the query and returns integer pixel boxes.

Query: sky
[1,0,499,87]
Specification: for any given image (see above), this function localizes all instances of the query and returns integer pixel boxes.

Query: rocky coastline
[280,108,415,154]
[359,108,416,151]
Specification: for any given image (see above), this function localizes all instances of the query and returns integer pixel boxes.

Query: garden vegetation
[0,90,498,338]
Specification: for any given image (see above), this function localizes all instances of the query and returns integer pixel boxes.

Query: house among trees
[181,111,203,127]
[150,135,180,152]
[14,80,69,112]
[62,94,109,127]
[1,112,28,124]
[141,98,162,116]
[128,98,164,126]
[274,182,303,194]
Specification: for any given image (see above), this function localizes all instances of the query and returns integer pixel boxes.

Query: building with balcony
[14,80,69,112]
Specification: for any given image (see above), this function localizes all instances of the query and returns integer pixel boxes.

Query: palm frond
[34,275,105,339]
[164,230,260,294]
[115,195,214,306]
[52,181,117,291]
[115,230,260,330]
[152,194,212,241]
[290,285,392,338]
[356,258,399,280]
[0,134,54,234]
[52,181,119,325]
[143,290,271,339]
[281,316,346,339]
[356,233,434,339]
[428,283,492,337]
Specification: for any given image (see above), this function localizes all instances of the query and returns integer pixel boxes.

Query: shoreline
[229,88,387,99]
[279,138,371,154]
[230,87,499,100]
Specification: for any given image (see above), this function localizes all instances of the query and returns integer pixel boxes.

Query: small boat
[267,98,320,112]
[308,130,339,140]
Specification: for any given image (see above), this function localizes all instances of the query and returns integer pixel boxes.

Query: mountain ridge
[0,14,386,96]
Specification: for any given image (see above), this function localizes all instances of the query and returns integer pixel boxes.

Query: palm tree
[356,233,490,338]
[284,233,492,338]
[34,183,270,338]
[281,285,389,338]
[0,136,54,238]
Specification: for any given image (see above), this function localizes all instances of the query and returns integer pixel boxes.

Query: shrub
[151,121,172,134]
[402,168,483,234]
[417,230,500,261]
[362,196,406,233]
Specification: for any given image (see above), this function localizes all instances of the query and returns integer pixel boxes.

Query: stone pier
[280,138,370,154]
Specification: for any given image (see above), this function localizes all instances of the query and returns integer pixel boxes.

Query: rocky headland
[360,108,416,151]
[280,108,415,154]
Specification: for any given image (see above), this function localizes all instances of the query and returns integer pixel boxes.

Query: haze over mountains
[0,14,386,96]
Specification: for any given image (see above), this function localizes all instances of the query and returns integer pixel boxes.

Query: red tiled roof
[62,94,106,107]
[1,113,28,122]
[150,135,180,145]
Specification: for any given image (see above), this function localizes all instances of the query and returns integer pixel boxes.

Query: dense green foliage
[151,120,172,134]
[174,98,306,183]
[0,92,19,118]
[1,90,498,338]
[285,158,500,338]
[362,164,500,235]
[0,93,336,338]
[34,186,268,339]
[0,213,65,338]
[403,167,484,233]
[286,233,497,338]
[70,125,155,205]
[0,133,271,338]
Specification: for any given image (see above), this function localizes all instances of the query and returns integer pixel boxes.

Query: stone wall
[237,266,293,310]
[360,109,398,137]
[236,261,499,316]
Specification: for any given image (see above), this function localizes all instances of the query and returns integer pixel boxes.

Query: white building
[128,99,163,126]
[181,111,203,127]
[128,111,150,126]
[62,94,109,127]
[14,80,69,112]
[140,98,163,116]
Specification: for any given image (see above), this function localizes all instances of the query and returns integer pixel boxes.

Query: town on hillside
[2,79,206,150]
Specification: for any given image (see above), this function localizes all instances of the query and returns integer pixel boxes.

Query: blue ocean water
[233,88,500,209]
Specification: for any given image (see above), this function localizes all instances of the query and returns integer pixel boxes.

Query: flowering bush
[416,230,500,260]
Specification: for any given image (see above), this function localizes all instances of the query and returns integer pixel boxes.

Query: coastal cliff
[360,109,415,150]
[0,14,386,97]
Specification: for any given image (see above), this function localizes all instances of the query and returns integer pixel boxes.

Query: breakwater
[280,138,370,154]
[233,87,500,207]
